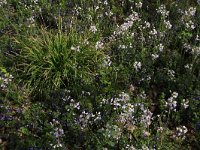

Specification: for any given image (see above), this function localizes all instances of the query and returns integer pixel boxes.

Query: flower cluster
[157,43,164,52]
[167,69,175,79]
[50,119,64,149]
[1,1,200,149]
[149,27,158,36]
[89,25,97,33]
[102,55,112,67]
[0,72,13,90]
[95,41,104,50]
[163,20,172,29]
[183,44,200,56]
[175,125,188,140]
[192,46,200,56]
[110,92,130,109]
[184,64,193,70]
[0,0,7,6]
[135,1,143,9]
[181,7,196,30]
[110,12,140,41]
[125,145,137,150]
[185,20,195,29]
[102,124,122,140]
[164,92,178,111]
[68,98,80,110]
[140,109,153,128]
[133,61,142,71]
[27,16,35,27]
[71,45,80,52]
[77,111,102,130]
[157,127,164,133]
[151,53,159,60]
[156,5,169,18]
[185,7,196,17]
[118,103,135,127]
[181,99,189,109]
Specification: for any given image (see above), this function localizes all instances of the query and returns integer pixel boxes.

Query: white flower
[172,92,178,99]
[102,55,112,67]
[176,125,188,139]
[27,16,35,27]
[104,0,108,5]
[192,46,200,55]
[0,0,7,6]
[94,112,101,122]
[158,43,164,52]
[168,69,175,79]
[135,2,142,8]
[151,53,159,60]
[142,145,150,150]
[129,84,136,92]
[164,20,172,29]
[185,7,196,17]
[131,32,135,37]
[0,72,13,90]
[144,21,151,28]
[119,45,126,49]
[157,127,164,133]
[156,5,169,18]
[143,130,150,137]
[133,61,142,71]
[90,25,97,33]
[53,143,63,148]
[119,92,130,102]
[186,20,195,29]
[113,12,140,36]
[32,0,39,4]
[165,92,178,111]
[126,12,140,22]
[71,46,80,52]
[141,109,153,127]
[149,28,158,35]
[181,99,189,109]
[95,41,104,50]
[126,145,137,150]
[184,64,193,69]
[182,126,188,134]
[74,102,80,110]
[172,100,177,108]
[196,34,200,41]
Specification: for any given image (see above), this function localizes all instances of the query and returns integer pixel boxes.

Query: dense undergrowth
[0,0,200,149]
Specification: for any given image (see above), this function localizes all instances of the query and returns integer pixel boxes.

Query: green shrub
[0,0,200,149]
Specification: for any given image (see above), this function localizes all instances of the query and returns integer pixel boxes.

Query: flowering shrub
[0,0,200,149]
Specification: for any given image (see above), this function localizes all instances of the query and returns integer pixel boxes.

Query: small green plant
[14,27,104,97]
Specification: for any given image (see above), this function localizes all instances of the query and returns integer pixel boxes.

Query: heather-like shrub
[0,0,200,149]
